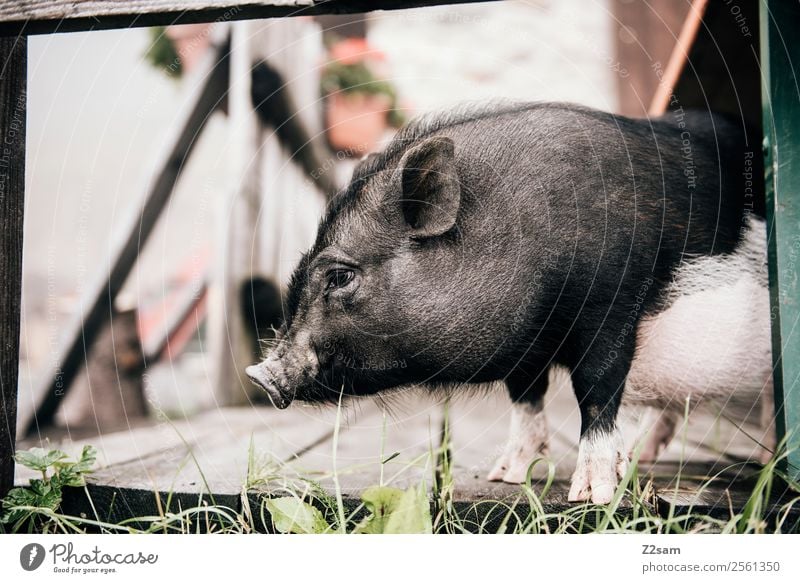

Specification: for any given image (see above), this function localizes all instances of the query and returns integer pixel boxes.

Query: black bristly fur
[269,100,760,441]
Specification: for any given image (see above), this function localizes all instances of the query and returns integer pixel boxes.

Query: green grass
[2,400,799,534]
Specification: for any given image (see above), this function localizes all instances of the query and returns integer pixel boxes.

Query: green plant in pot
[321,39,405,154]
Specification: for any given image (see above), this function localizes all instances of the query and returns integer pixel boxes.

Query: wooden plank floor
[15,383,795,531]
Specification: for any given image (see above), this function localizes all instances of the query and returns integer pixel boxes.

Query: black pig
[246,102,767,503]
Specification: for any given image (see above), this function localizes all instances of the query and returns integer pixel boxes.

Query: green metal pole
[760,0,800,481]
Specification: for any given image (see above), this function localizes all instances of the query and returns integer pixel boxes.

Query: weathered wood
[59,308,148,432]
[23,40,230,436]
[60,484,242,532]
[0,0,501,36]
[17,405,340,528]
[251,60,338,198]
[206,22,259,407]
[15,398,785,530]
[654,461,800,530]
[288,395,445,497]
[85,406,338,496]
[761,0,800,483]
[0,34,26,500]
[18,400,440,530]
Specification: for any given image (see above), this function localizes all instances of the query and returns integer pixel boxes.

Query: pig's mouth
[245,364,295,409]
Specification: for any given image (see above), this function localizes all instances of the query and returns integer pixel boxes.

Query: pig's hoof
[487,401,549,483]
[487,443,550,484]
[487,458,509,482]
[568,432,627,504]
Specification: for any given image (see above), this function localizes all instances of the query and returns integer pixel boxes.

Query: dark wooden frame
[1,0,798,501]
[0,0,500,36]
[0,35,26,499]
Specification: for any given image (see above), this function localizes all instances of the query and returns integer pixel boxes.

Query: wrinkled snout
[245,338,320,409]
[245,357,295,410]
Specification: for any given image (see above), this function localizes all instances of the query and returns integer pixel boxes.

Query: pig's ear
[397,136,460,237]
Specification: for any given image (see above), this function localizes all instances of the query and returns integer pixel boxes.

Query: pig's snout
[245,361,294,409]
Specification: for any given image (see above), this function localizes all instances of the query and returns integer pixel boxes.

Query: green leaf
[27,479,61,511]
[52,445,97,487]
[76,445,98,473]
[144,27,182,79]
[1,487,38,524]
[2,446,99,531]
[354,485,432,534]
[52,466,85,488]
[264,497,329,534]
[383,486,432,534]
[1,478,61,527]
[2,486,37,508]
[14,448,67,472]
[353,486,405,534]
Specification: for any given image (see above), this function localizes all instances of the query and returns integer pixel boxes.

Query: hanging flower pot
[164,24,212,76]
[325,90,393,154]
[321,39,405,155]
[144,24,212,79]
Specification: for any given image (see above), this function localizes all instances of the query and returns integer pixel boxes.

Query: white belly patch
[625,215,772,415]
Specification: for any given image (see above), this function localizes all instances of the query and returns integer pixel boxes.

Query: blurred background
[18,0,698,437]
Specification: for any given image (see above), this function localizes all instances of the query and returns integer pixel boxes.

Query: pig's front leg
[567,338,631,504]
[488,373,549,483]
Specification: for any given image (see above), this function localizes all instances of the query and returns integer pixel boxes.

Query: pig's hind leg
[635,407,678,463]
[488,373,550,483]
[566,336,631,504]
[759,387,776,465]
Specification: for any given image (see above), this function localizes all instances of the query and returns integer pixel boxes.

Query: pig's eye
[324,268,355,293]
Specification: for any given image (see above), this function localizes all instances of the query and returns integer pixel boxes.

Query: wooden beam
[251,60,339,199]
[0,34,26,499]
[761,0,800,482]
[206,21,259,407]
[23,41,230,436]
[0,0,500,36]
